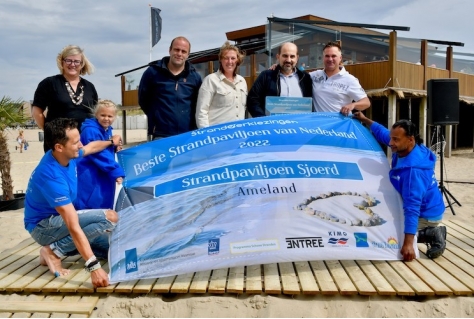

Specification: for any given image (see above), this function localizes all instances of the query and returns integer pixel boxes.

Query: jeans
[30,209,116,259]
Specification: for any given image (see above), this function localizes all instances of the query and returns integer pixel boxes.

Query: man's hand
[340,103,354,116]
[401,234,416,261]
[90,268,109,288]
[352,111,374,127]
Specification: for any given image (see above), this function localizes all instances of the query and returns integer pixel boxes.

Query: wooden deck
[0,220,473,304]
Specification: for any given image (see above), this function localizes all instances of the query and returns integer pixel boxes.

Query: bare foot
[39,246,70,277]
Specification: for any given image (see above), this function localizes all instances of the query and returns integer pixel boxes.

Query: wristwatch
[110,138,114,146]
[85,260,102,273]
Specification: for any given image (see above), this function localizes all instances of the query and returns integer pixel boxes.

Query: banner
[109,113,412,283]
[151,7,162,47]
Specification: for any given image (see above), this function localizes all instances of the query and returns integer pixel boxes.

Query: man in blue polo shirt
[24,118,122,288]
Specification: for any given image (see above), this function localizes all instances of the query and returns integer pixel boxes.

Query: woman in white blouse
[196,41,247,128]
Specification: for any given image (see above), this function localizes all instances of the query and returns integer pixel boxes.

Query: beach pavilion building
[116,15,474,156]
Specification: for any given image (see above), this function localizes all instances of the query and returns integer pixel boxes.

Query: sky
[1,0,473,105]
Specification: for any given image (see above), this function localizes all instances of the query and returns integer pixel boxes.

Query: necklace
[294,191,385,227]
[65,81,84,105]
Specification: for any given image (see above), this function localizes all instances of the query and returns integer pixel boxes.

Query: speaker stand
[436,125,461,215]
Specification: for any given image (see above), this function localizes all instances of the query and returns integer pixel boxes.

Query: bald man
[247,42,313,117]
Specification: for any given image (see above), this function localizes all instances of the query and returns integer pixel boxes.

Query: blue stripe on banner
[153,160,362,197]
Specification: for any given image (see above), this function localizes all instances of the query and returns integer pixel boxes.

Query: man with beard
[139,36,202,139]
[247,42,313,117]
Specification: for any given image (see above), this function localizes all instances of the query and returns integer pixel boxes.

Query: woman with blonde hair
[76,99,125,210]
[32,45,98,152]
[196,41,247,128]
[16,130,28,153]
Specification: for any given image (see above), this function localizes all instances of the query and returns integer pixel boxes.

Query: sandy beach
[1,128,474,317]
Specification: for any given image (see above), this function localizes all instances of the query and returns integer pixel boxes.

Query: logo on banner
[208,239,220,255]
[327,230,349,246]
[371,236,401,249]
[285,237,324,249]
[328,237,349,246]
[125,248,138,273]
[354,233,369,247]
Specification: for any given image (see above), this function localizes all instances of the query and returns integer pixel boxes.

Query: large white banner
[109,113,413,283]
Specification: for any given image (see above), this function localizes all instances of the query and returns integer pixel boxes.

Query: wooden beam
[389,31,397,87]
[421,40,428,89]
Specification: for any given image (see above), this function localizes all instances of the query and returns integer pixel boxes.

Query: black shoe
[425,226,447,259]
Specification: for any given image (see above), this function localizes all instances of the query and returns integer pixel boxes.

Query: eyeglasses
[63,59,82,66]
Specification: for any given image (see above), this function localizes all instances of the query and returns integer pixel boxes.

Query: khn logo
[125,248,138,273]
[208,238,220,255]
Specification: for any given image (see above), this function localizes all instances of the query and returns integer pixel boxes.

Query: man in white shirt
[310,41,370,115]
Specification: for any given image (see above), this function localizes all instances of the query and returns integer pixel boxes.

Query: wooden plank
[71,296,98,318]
[340,260,377,295]
[279,262,300,295]
[294,261,319,294]
[151,275,175,293]
[24,294,48,318]
[189,270,211,293]
[0,293,14,317]
[418,244,474,294]
[0,256,43,291]
[171,272,194,293]
[0,237,36,262]
[50,295,81,318]
[11,294,48,318]
[263,263,281,294]
[371,260,415,296]
[114,279,139,294]
[446,235,474,261]
[0,246,39,281]
[132,278,158,294]
[449,219,474,234]
[226,266,244,294]
[435,249,474,290]
[370,260,413,295]
[325,260,357,295]
[208,268,228,293]
[355,260,396,295]
[245,264,262,294]
[309,260,338,294]
[388,260,434,295]
[0,301,97,315]
[445,222,474,248]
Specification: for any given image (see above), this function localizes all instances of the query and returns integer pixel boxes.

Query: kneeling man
[353,112,446,261]
[24,118,122,287]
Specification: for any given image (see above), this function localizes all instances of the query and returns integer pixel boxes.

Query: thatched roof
[366,87,474,105]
